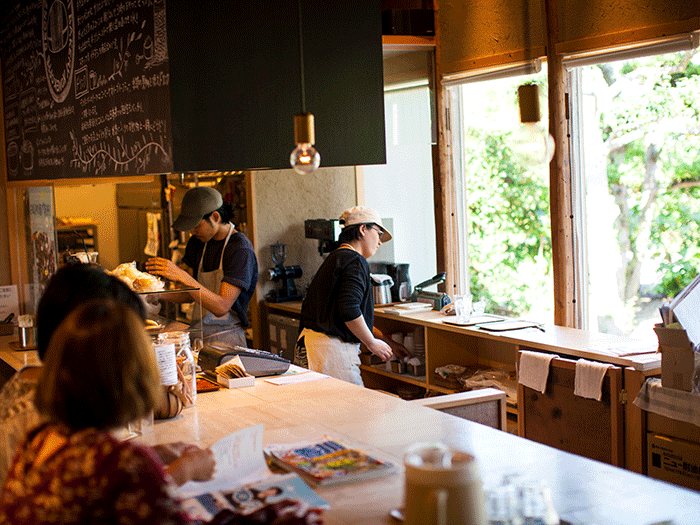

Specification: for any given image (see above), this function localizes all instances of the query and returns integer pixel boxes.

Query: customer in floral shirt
[0,300,198,524]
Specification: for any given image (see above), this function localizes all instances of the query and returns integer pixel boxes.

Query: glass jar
[157,331,196,407]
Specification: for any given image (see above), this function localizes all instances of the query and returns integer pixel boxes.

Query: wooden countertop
[266,302,661,371]
[0,330,690,523]
[133,373,699,525]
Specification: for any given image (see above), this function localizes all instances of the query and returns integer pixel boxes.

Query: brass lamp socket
[294,112,315,145]
[518,84,541,123]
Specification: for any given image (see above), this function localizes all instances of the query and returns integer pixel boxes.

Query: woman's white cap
[339,206,392,242]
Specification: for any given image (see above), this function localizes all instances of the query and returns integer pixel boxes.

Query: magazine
[264,436,397,486]
[181,472,329,522]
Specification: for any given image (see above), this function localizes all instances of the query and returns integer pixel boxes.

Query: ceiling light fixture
[511,83,555,167]
[290,0,320,175]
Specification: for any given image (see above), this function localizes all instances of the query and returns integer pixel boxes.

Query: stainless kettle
[371,274,394,305]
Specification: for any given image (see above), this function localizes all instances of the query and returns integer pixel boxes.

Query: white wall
[362,85,437,289]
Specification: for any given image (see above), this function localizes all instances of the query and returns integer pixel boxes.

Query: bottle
[157,332,196,407]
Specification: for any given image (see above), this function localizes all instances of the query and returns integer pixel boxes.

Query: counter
[134,373,699,525]
[1,333,696,523]
[265,301,661,473]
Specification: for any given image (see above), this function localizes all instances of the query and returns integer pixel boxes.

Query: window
[446,65,554,321]
[567,44,700,342]
[363,83,437,288]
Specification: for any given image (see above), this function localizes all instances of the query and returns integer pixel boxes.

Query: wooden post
[545,0,576,327]
[432,1,456,297]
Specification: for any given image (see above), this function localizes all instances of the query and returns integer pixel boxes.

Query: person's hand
[366,338,393,361]
[166,446,216,485]
[145,257,188,284]
[152,441,194,464]
[389,341,410,360]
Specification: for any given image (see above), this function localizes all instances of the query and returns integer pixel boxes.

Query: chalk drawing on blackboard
[70,132,170,175]
[41,0,75,104]
[20,88,38,133]
[111,23,145,82]
[21,139,35,176]
[6,142,19,177]
[148,0,169,68]
[74,65,88,100]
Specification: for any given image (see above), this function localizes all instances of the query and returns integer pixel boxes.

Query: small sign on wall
[0,285,20,324]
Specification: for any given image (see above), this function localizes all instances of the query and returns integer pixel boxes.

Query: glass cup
[454,294,473,321]
[472,300,486,317]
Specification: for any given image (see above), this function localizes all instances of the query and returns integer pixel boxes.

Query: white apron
[299,328,363,386]
[191,226,247,348]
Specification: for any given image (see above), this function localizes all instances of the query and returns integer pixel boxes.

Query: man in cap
[146,186,258,348]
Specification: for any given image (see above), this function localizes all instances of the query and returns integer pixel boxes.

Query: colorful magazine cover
[264,436,397,486]
[181,472,329,522]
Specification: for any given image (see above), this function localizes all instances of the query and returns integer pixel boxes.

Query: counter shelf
[139,282,202,344]
[265,300,661,474]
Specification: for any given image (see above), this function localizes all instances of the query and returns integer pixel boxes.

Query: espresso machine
[304,218,341,256]
[266,242,303,303]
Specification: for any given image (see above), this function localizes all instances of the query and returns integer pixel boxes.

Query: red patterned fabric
[0,423,193,525]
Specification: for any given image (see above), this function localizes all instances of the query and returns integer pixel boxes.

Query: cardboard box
[390,360,407,374]
[217,374,255,389]
[654,324,696,391]
[407,362,425,376]
[647,433,700,490]
[360,353,383,365]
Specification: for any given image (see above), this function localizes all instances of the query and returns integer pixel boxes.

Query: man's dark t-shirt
[183,231,258,326]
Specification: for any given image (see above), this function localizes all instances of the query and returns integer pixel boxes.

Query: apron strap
[197,223,234,277]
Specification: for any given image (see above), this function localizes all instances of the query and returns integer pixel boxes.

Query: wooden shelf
[360,364,427,388]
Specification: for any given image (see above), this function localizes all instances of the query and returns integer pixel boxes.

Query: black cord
[72,229,89,261]
[297,0,306,113]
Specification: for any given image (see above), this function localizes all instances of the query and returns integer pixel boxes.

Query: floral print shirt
[0,368,42,485]
[0,423,193,525]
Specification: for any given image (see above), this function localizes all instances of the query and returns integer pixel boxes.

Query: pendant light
[290,0,320,174]
[511,83,555,167]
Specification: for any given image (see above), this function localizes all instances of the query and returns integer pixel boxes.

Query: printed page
[177,423,272,498]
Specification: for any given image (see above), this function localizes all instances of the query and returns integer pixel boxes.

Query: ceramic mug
[403,443,487,525]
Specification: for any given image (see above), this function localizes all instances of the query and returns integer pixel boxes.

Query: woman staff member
[297,206,407,386]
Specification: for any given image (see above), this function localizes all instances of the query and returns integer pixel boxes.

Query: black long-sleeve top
[299,248,373,344]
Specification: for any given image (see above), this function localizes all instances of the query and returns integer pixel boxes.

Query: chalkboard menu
[0,0,173,182]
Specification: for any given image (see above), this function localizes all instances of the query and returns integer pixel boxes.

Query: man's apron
[190,226,247,348]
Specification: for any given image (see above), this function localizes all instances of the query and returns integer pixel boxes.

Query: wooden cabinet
[265,302,661,471]
[517,354,625,466]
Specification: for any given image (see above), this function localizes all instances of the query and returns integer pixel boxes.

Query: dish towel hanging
[574,359,612,401]
[518,351,556,394]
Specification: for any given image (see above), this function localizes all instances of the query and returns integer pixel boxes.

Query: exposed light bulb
[511,122,555,167]
[290,143,320,174]
[290,112,321,174]
[511,84,555,167]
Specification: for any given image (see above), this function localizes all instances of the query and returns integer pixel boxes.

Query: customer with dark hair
[0,263,214,486]
[297,206,407,385]
[146,186,258,348]
[35,262,146,360]
[0,300,200,524]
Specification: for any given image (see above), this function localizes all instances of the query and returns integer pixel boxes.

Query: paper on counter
[264,371,329,386]
[177,424,270,498]
[588,340,657,357]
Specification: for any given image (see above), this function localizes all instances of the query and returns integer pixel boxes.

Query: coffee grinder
[266,242,303,302]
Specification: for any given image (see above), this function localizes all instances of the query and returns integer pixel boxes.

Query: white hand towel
[518,351,556,393]
[574,359,612,401]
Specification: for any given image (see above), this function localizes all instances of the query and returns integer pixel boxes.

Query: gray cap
[172,187,223,231]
